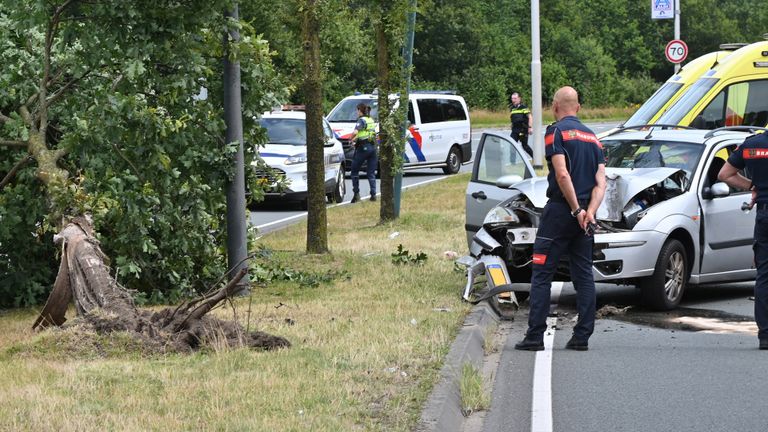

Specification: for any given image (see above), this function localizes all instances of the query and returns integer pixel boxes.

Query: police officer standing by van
[510,92,533,156]
[515,86,606,352]
[348,103,378,203]
[718,133,768,350]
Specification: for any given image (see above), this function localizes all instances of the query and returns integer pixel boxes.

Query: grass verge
[0,173,474,432]
[459,363,490,416]
[471,106,635,128]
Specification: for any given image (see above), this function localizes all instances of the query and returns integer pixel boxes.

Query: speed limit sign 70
[665,39,688,64]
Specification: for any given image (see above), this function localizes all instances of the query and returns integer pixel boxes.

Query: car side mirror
[496,174,524,189]
[324,138,335,147]
[711,182,730,198]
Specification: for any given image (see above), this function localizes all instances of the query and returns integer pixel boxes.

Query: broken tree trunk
[33,216,290,353]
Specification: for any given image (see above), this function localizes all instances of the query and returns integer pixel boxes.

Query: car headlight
[284,153,308,165]
[329,153,345,164]
[483,206,520,227]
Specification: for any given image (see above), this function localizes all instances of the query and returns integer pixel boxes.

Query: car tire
[332,169,346,203]
[442,145,461,175]
[639,239,688,311]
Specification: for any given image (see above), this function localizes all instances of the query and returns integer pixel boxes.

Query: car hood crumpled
[510,167,685,222]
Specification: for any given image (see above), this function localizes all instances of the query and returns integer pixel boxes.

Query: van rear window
[417,98,467,123]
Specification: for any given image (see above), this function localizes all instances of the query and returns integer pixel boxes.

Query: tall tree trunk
[377,2,395,222]
[302,0,329,254]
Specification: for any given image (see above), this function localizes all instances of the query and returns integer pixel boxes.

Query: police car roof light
[704,126,768,140]
[410,90,457,95]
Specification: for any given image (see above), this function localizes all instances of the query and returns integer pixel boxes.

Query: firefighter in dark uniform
[515,86,606,352]
[510,92,533,156]
[718,133,768,350]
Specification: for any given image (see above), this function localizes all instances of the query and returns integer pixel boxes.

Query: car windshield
[657,77,719,125]
[624,82,683,127]
[259,118,306,146]
[327,99,380,122]
[603,139,704,183]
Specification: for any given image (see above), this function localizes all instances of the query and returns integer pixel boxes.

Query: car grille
[254,167,285,191]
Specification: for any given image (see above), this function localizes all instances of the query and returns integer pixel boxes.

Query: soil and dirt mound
[31,216,290,354]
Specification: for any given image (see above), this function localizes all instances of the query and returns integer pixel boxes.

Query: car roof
[600,127,755,148]
[260,110,307,120]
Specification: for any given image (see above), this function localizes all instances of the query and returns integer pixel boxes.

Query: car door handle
[471,191,487,200]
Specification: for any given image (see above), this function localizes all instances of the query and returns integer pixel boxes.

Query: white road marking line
[254,176,450,231]
[531,281,563,432]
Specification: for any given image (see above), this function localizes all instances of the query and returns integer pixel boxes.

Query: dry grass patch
[471,106,635,127]
[0,173,474,431]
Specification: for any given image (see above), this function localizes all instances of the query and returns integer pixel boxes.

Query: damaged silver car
[464,127,759,310]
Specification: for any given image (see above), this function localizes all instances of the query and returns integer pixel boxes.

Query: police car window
[476,135,531,183]
[327,99,380,122]
[624,82,684,127]
[416,99,444,124]
[323,120,333,139]
[408,102,415,124]
[259,118,306,146]
[442,99,467,121]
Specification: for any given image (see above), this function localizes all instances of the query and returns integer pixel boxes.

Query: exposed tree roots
[33,216,290,353]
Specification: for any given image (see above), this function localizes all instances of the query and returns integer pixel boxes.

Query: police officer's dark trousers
[526,201,596,342]
[512,129,533,156]
[754,207,768,341]
[351,141,377,195]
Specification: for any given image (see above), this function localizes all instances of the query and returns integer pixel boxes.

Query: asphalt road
[250,122,619,234]
[476,282,768,432]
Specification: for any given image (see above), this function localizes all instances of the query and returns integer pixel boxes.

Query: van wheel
[442,146,461,174]
[639,239,688,310]
[332,169,346,203]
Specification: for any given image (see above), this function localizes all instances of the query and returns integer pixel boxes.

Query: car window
[659,77,719,125]
[416,98,444,123]
[443,99,467,121]
[259,118,306,146]
[475,135,531,183]
[323,120,333,139]
[691,80,768,129]
[408,101,415,124]
[603,139,704,187]
[624,82,684,127]
[327,99,380,122]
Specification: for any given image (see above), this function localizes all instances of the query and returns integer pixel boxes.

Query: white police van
[326,91,472,174]
[253,108,346,207]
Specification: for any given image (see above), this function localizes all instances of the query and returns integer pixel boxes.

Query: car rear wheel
[442,146,461,174]
[639,239,688,310]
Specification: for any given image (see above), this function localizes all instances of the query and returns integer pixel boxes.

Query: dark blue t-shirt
[727,133,768,204]
[544,116,605,203]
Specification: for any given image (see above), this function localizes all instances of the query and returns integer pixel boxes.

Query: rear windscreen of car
[327,99,380,122]
[416,98,467,123]
[259,118,306,146]
[603,139,704,183]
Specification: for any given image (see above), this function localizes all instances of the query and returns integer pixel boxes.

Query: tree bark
[377,2,395,222]
[302,0,329,254]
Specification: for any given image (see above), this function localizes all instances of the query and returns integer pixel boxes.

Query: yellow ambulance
[657,40,768,129]
[622,44,742,128]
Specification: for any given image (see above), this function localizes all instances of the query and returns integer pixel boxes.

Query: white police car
[254,109,346,207]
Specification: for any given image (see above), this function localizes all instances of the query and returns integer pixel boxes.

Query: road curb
[417,302,500,432]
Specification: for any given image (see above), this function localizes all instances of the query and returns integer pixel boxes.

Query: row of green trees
[255,0,768,110]
[2,0,767,307]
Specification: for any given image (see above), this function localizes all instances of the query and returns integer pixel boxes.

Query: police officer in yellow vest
[510,92,533,156]
[349,103,378,203]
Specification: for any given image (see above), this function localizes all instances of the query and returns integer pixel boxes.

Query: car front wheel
[639,239,688,310]
[332,168,346,203]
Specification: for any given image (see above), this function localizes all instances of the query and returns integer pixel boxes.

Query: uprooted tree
[0,1,289,350]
